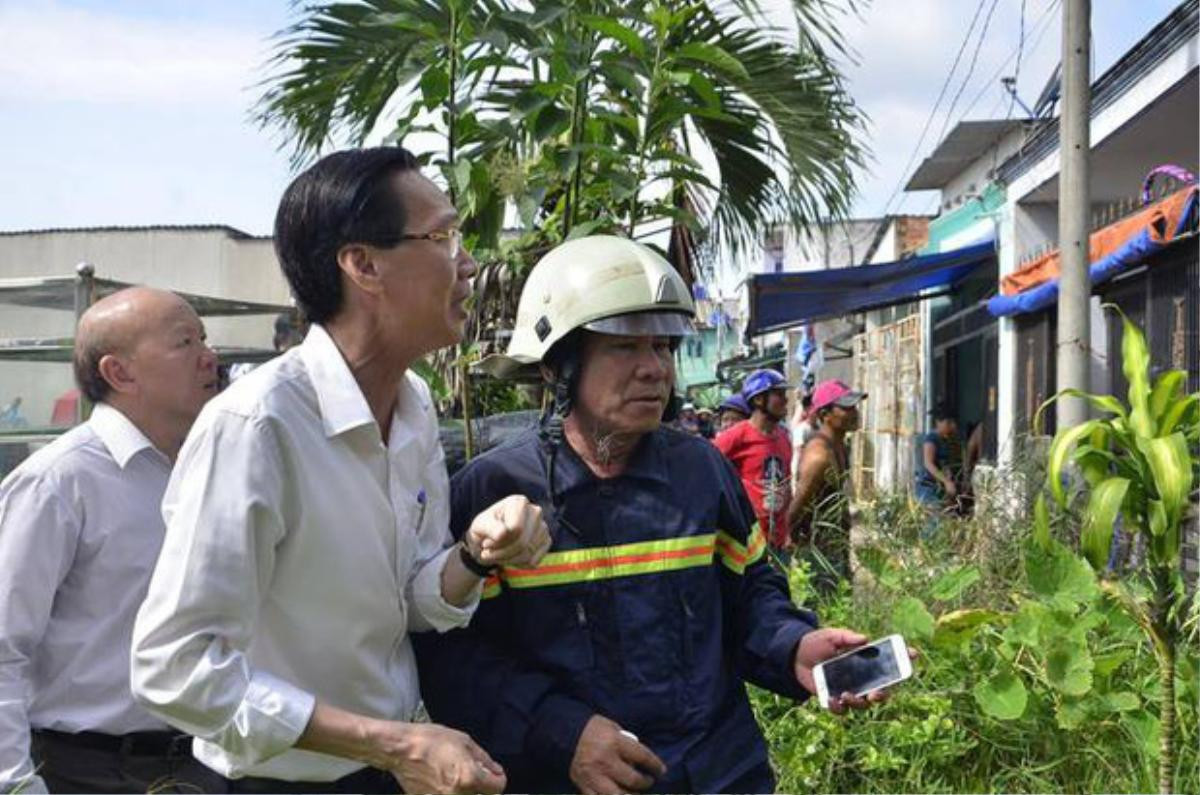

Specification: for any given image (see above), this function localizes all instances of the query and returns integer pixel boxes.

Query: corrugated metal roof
[0,224,270,240]
[0,275,291,316]
[906,119,1028,190]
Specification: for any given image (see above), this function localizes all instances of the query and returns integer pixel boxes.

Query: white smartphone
[812,633,912,709]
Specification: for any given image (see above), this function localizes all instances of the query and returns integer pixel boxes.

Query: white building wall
[0,228,289,426]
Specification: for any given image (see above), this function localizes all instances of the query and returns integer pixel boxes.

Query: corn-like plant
[1034,306,1199,794]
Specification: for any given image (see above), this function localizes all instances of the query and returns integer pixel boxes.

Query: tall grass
[753,461,1199,794]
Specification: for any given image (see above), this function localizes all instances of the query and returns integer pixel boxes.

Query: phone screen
[822,641,900,695]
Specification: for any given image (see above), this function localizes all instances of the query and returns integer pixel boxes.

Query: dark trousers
[31,728,227,794]
[229,766,400,794]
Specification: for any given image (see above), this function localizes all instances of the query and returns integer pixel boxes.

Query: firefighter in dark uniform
[413,236,885,794]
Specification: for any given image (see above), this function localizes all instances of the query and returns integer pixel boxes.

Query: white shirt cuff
[198,670,316,776]
[409,545,479,633]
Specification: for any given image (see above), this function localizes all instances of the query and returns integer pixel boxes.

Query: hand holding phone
[811,634,913,710]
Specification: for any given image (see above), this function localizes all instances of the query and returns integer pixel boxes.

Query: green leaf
[578,15,645,57]
[934,609,1005,649]
[929,565,982,601]
[448,158,472,201]
[856,544,902,590]
[1104,692,1139,712]
[1137,432,1193,528]
[1035,389,1128,432]
[1055,696,1092,729]
[419,66,450,109]
[1148,369,1186,425]
[892,597,935,641]
[565,218,610,240]
[673,42,750,80]
[1033,494,1051,549]
[1080,477,1129,570]
[1045,638,1094,696]
[1092,650,1132,678]
[973,671,1027,720]
[1025,539,1099,608]
[1046,420,1102,507]
[1004,602,1046,647]
[1121,710,1160,759]
[1110,305,1154,437]
[1158,393,1199,436]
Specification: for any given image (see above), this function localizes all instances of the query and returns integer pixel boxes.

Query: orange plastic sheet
[1001,186,1198,296]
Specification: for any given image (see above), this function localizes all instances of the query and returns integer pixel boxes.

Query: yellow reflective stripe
[481,575,502,600]
[499,534,716,590]
[716,523,766,574]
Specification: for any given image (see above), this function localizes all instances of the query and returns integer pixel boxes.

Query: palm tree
[256,0,866,421]
[257,0,865,261]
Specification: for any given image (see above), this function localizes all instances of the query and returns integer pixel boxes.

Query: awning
[746,240,995,336]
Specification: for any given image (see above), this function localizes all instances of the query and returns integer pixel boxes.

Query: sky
[0,0,1185,240]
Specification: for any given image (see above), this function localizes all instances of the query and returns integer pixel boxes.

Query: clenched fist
[465,495,552,568]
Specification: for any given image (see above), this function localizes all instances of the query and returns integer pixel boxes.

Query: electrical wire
[875,0,992,218]
[1007,0,1029,119]
[933,0,1004,147]
[958,0,1061,122]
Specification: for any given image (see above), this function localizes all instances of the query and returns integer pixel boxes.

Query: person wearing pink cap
[787,379,866,594]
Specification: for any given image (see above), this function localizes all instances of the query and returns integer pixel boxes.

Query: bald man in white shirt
[131,147,550,795]
[0,287,223,794]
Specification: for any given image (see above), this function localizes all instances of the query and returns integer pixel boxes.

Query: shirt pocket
[517,587,595,678]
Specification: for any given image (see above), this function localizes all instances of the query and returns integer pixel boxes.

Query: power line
[1007,0,1029,119]
[934,0,1003,147]
[876,0,991,218]
[958,0,1060,122]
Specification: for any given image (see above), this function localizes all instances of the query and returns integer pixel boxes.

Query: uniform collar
[553,427,672,493]
[299,324,378,438]
[88,402,162,468]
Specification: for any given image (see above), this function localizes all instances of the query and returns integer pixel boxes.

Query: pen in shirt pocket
[415,488,427,530]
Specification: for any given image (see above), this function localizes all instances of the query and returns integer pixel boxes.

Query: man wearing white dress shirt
[0,287,223,793]
[131,147,550,795]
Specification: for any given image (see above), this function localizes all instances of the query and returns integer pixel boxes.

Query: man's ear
[336,243,384,295]
[97,353,136,396]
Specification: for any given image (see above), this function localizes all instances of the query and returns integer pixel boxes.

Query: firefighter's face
[574,332,675,436]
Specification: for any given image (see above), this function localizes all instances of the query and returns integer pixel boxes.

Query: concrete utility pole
[1057,0,1091,429]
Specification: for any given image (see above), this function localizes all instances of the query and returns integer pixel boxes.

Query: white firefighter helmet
[479,235,695,379]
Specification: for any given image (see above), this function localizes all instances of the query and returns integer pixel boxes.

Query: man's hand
[943,479,958,499]
[794,628,915,714]
[569,716,667,795]
[466,495,551,568]
[375,722,506,794]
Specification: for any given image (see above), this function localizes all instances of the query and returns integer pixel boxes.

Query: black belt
[34,728,193,758]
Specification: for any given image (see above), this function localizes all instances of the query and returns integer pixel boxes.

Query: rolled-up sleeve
[131,409,314,774]
[0,475,77,794]
[405,402,478,633]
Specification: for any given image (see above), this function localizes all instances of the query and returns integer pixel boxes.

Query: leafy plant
[1033,307,1199,793]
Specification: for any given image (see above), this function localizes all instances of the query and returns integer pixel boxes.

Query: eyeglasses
[394,227,462,258]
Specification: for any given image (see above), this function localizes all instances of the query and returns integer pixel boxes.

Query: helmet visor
[583,311,695,337]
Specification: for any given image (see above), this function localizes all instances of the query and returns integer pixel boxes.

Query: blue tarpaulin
[746,241,995,337]
[988,188,1198,317]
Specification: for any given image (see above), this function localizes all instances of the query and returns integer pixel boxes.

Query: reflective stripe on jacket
[412,427,818,793]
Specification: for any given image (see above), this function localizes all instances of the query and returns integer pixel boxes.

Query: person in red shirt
[715,369,793,556]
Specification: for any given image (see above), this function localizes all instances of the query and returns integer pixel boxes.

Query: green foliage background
[753,493,1200,794]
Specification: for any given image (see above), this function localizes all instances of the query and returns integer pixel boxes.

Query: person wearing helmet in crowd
[716,393,750,433]
[677,402,700,435]
[714,369,794,556]
[694,406,715,439]
[787,379,866,595]
[412,236,892,795]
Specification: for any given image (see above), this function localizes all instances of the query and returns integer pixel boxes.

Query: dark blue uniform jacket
[412,427,817,793]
